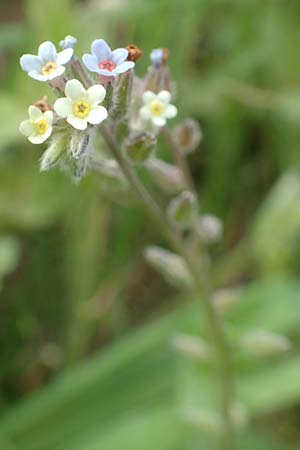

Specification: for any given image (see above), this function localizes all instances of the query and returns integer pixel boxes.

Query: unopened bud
[124,132,156,163]
[110,70,133,120]
[40,134,67,171]
[183,408,221,433]
[172,333,211,360]
[230,402,248,428]
[146,158,185,193]
[173,119,202,154]
[212,288,241,314]
[39,343,64,368]
[33,96,52,113]
[144,48,174,94]
[89,157,127,188]
[150,48,169,67]
[69,129,90,160]
[240,330,292,357]
[59,35,77,50]
[196,214,223,242]
[144,246,192,288]
[167,191,198,229]
[126,44,143,62]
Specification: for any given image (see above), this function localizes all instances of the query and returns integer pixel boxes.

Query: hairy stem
[161,126,196,193]
[101,125,234,450]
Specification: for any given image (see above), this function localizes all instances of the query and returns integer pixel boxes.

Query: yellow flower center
[149,99,165,116]
[35,118,49,135]
[73,100,91,118]
[41,61,57,76]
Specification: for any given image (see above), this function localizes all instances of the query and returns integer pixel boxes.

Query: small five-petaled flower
[54,79,108,130]
[140,90,177,127]
[19,105,53,144]
[20,41,73,81]
[82,39,134,78]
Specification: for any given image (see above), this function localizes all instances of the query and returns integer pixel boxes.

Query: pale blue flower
[82,38,134,78]
[20,41,73,82]
[59,35,77,50]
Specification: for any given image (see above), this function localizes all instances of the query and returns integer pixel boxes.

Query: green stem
[161,126,196,193]
[100,125,234,450]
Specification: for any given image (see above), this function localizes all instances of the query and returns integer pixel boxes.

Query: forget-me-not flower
[54,79,108,130]
[20,41,73,82]
[139,90,177,127]
[82,39,135,78]
[19,105,53,144]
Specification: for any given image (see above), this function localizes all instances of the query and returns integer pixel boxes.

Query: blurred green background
[1,0,300,449]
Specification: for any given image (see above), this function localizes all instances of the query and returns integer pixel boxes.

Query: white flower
[20,41,73,82]
[19,106,53,144]
[54,79,108,130]
[140,91,177,127]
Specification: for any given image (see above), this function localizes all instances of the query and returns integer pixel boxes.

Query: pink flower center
[99,60,116,72]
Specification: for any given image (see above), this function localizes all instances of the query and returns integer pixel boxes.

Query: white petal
[28,105,42,121]
[87,106,108,125]
[113,61,135,74]
[56,48,74,65]
[143,91,156,105]
[164,104,177,119]
[28,70,48,82]
[29,127,52,144]
[43,110,54,125]
[38,41,57,62]
[54,98,73,118]
[67,116,88,130]
[87,84,106,105]
[65,79,86,100]
[82,54,99,72]
[152,116,166,127]
[20,54,41,72]
[111,48,128,64]
[19,120,35,137]
[157,90,171,104]
[46,65,65,80]
[91,39,111,62]
[139,106,151,120]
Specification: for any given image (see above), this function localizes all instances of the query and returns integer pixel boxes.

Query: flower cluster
[19,38,180,180]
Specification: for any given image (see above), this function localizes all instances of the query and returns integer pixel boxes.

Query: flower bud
[145,158,185,193]
[212,288,241,315]
[124,132,156,163]
[240,330,292,357]
[126,44,143,62]
[196,214,223,242]
[144,48,174,94]
[144,246,192,288]
[40,134,67,172]
[183,408,221,433]
[167,191,198,230]
[110,70,133,120]
[89,157,127,189]
[172,333,211,361]
[230,402,248,428]
[69,129,90,160]
[173,119,202,154]
[59,35,77,50]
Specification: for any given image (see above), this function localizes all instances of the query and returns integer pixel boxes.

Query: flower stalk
[100,124,235,450]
